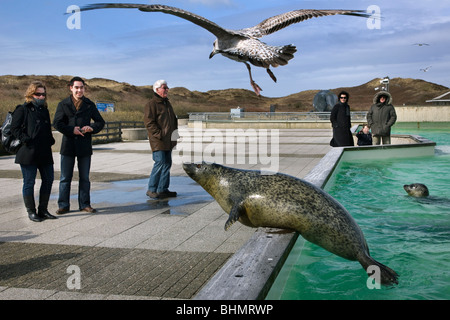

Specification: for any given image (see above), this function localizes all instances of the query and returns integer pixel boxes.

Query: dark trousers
[58,155,91,210]
[20,164,54,197]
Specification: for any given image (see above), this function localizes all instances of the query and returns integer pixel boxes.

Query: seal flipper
[361,254,399,286]
[224,202,245,231]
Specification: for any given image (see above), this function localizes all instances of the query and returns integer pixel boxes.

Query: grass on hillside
[1,99,145,124]
[1,75,448,124]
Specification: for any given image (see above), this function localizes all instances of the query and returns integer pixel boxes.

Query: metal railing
[188,112,368,122]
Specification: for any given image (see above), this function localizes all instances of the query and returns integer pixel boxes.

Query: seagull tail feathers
[272,44,297,67]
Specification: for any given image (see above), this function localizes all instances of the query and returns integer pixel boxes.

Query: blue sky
[1,0,449,97]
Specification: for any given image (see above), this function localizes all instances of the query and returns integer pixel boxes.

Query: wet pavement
[0,127,332,299]
[90,176,213,216]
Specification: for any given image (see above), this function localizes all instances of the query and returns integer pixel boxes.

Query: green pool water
[267,125,450,300]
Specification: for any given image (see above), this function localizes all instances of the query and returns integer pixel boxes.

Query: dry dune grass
[1,75,448,123]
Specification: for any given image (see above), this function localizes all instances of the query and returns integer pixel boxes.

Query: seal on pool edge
[183,162,399,285]
[404,183,429,197]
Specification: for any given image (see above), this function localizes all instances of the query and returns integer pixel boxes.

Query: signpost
[96,101,115,112]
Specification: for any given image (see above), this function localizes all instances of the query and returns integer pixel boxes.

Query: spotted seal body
[404,183,429,197]
[183,162,398,285]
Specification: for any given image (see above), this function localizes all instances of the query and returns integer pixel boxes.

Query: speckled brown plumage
[80,4,371,95]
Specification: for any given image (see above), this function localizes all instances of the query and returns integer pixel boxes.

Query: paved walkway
[0,127,332,300]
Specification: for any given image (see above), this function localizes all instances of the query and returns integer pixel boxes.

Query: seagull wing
[241,9,371,38]
[80,3,232,38]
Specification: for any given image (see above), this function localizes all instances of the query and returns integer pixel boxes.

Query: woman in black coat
[11,81,57,222]
[330,91,354,147]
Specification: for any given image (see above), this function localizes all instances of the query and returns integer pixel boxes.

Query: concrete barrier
[395,106,450,122]
[52,131,63,153]
[188,107,450,129]
[121,119,187,141]
[121,128,148,141]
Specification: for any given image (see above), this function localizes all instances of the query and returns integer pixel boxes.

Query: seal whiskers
[183,162,399,286]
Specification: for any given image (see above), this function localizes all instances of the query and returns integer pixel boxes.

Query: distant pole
[381,76,390,92]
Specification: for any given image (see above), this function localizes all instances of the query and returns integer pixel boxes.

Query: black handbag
[1,105,25,154]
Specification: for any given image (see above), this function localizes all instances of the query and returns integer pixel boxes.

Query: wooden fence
[93,121,144,144]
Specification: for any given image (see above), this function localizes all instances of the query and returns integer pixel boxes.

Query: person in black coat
[11,81,57,222]
[330,91,354,147]
[53,77,105,214]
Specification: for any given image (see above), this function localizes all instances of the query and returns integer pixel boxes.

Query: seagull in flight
[420,66,432,72]
[80,3,371,95]
[413,43,430,46]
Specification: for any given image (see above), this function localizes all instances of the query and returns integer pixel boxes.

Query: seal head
[183,162,399,286]
[404,183,429,197]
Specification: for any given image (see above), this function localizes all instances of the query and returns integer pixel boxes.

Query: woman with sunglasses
[11,81,57,222]
[330,91,354,147]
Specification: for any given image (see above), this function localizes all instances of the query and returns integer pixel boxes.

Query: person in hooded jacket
[144,80,178,199]
[11,81,57,222]
[367,91,397,145]
[330,91,354,147]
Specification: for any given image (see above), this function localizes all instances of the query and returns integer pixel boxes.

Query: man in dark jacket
[330,91,354,147]
[53,77,105,214]
[367,91,397,145]
[144,79,178,199]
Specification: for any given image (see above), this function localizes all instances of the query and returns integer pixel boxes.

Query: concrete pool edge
[194,136,435,300]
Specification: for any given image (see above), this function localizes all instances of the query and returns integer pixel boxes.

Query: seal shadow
[0,252,80,281]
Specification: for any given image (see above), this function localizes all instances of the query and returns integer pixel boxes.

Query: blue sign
[96,101,115,112]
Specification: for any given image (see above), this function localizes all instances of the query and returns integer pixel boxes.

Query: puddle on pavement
[90,176,214,216]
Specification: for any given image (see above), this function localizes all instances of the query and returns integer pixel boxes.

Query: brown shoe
[146,190,159,198]
[80,206,97,213]
[56,208,70,215]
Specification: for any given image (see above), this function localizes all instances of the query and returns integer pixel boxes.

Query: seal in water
[183,162,398,285]
[404,183,429,197]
